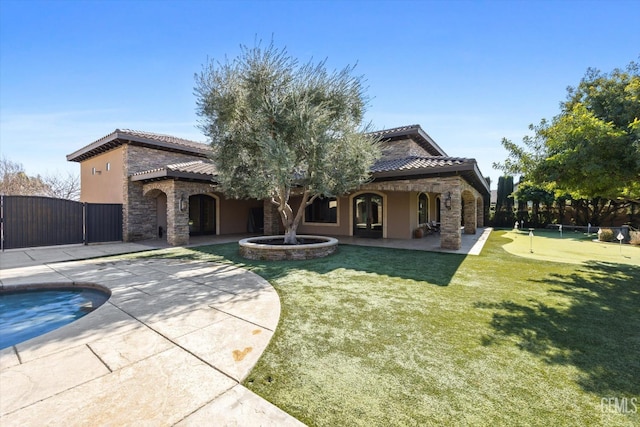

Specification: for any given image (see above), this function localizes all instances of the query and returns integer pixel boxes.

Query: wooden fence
[1,195,122,250]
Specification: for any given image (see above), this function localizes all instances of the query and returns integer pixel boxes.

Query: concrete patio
[0,258,304,426]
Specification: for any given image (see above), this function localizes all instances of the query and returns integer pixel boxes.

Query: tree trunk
[283,226,298,244]
[275,188,316,245]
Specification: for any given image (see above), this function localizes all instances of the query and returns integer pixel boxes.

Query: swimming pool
[0,286,110,350]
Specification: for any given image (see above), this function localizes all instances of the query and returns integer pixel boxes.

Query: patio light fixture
[445,192,452,210]
[179,194,187,212]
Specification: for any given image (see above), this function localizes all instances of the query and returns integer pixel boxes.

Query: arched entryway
[189,194,217,236]
[156,192,167,239]
[142,188,168,240]
[353,193,383,238]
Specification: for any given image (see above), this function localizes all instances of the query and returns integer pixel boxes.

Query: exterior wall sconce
[445,192,452,210]
[179,194,186,212]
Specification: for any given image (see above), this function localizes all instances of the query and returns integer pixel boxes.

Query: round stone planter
[238,235,339,261]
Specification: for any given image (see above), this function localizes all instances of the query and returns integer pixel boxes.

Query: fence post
[83,202,88,245]
[1,195,4,252]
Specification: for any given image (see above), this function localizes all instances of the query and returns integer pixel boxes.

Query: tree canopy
[495,60,640,201]
[195,42,380,243]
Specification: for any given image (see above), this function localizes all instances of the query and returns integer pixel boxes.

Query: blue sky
[1,0,638,187]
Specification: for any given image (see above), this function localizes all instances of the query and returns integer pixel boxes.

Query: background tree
[495,60,640,201]
[0,156,80,200]
[195,42,380,243]
[493,175,515,227]
[43,171,80,200]
[0,156,49,196]
[514,182,555,226]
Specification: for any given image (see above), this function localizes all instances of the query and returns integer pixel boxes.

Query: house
[67,124,489,250]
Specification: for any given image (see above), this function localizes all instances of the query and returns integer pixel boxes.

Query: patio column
[440,185,462,250]
[477,197,485,228]
[167,182,190,246]
[463,191,477,235]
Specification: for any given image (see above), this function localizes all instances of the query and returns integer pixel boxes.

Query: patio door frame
[188,194,217,236]
[352,192,384,238]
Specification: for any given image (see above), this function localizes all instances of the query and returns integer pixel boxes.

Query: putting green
[501,229,640,266]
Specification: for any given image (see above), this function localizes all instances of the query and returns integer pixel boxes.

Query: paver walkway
[0,258,304,426]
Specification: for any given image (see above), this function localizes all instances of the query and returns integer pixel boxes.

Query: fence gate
[86,203,123,244]
[1,196,123,250]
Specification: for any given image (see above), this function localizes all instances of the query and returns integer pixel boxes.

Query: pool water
[0,287,109,350]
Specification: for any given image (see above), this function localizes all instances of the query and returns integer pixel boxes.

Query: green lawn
[126,231,639,426]
[501,228,640,266]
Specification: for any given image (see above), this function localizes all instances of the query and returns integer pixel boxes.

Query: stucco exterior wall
[219,197,263,234]
[79,146,125,203]
[386,191,412,239]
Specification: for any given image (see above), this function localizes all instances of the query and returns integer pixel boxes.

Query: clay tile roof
[368,124,422,139]
[130,160,217,182]
[67,129,211,162]
[166,160,217,175]
[371,156,471,173]
[116,129,209,152]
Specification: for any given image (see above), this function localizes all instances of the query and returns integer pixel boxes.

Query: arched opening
[353,193,383,238]
[436,197,441,222]
[189,194,217,236]
[157,192,167,239]
[143,188,167,240]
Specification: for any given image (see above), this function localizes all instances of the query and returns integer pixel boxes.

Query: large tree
[495,60,640,201]
[195,42,380,243]
[0,156,80,200]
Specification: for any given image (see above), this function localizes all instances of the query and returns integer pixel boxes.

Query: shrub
[630,230,640,246]
[598,228,614,242]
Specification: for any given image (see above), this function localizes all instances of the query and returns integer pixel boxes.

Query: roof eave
[416,127,447,156]
[130,170,217,183]
[67,130,211,163]
[66,131,121,162]
[371,125,448,157]
[372,161,490,196]
[372,162,475,179]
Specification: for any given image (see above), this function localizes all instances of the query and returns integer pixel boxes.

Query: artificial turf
[126,230,639,426]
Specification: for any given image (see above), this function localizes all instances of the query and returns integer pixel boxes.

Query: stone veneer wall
[462,190,477,234]
[142,180,215,246]
[239,239,338,260]
[379,138,430,160]
[263,199,282,235]
[122,144,209,242]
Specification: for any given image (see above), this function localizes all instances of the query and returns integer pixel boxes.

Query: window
[418,193,428,224]
[305,197,337,223]
[106,162,111,171]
